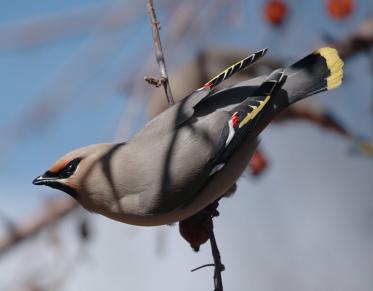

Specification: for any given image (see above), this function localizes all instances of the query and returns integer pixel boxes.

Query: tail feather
[315,47,344,89]
[283,47,344,104]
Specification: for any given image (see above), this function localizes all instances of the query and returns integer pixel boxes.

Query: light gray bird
[33,47,343,226]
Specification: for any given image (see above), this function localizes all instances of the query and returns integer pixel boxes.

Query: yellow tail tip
[314,47,344,90]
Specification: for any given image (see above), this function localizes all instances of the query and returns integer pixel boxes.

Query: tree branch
[145,0,174,106]
[207,217,224,291]
[329,17,373,60]
[0,197,79,258]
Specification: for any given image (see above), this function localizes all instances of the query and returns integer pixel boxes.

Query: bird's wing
[174,48,268,126]
[122,50,271,215]
[138,49,268,140]
[207,69,285,175]
[144,70,284,213]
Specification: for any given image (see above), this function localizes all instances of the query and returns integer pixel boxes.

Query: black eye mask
[58,158,82,178]
[44,157,82,179]
[32,158,83,199]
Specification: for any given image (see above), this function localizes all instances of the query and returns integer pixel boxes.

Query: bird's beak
[32,172,58,186]
[32,171,78,199]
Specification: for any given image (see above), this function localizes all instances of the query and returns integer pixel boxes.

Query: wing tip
[203,48,269,89]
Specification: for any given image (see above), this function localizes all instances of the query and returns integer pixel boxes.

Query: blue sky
[0,0,371,226]
[0,1,373,290]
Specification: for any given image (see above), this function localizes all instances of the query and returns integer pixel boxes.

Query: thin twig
[145,0,174,107]
[144,75,164,87]
[207,218,224,291]
[191,263,216,272]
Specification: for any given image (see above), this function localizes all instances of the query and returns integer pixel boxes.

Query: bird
[33,47,343,227]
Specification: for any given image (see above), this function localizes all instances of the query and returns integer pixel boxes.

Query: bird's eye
[60,158,82,178]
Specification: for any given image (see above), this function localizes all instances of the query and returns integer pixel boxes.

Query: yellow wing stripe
[204,48,267,88]
[209,58,246,82]
[314,47,344,90]
[238,95,271,128]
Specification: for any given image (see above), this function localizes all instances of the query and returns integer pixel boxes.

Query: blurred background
[0,0,373,290]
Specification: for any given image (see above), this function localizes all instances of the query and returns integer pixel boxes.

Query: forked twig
[144,0,174,106]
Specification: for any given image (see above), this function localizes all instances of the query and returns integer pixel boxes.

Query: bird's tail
[283,47,344,105]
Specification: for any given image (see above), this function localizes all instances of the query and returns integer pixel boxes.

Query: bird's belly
[109,134,258,226]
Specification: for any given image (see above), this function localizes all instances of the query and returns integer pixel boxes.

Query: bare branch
[180,200,225,290]
[0,197,79,258]
[208,218,225,291]
[329,17,373,60]
[145,0,174,107]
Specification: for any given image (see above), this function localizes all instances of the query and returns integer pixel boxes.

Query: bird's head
[33,155,82,197]
[33,142,162,226]
[32,143,118,207]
